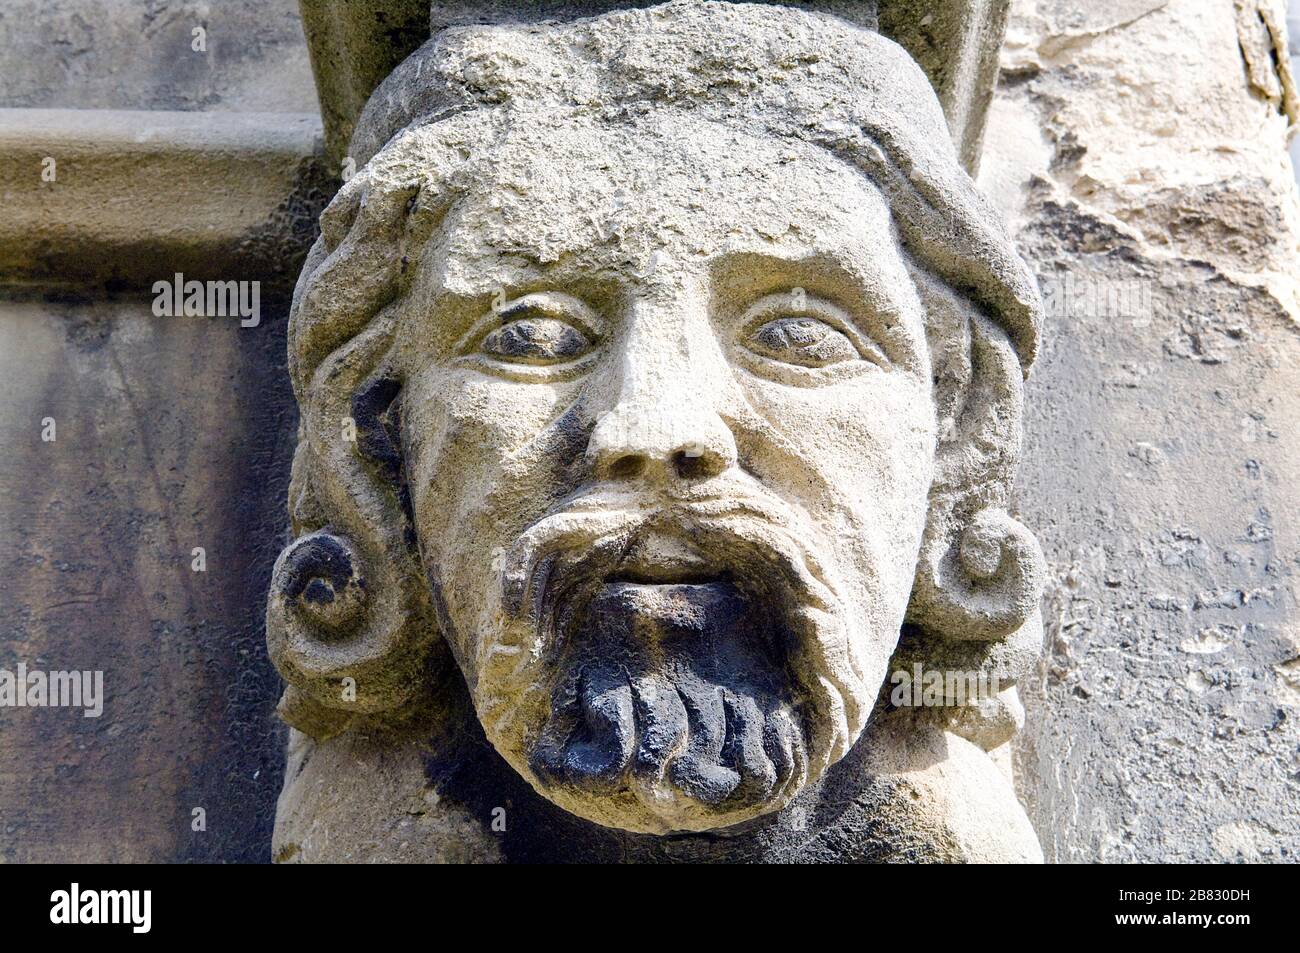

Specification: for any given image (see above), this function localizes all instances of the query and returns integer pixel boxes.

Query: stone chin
[466,489,876,835]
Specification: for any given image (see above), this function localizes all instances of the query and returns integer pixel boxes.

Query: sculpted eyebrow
[711,253,899,330]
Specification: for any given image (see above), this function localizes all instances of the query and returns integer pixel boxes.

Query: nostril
[608,454,647,480]
[673,449,709,480]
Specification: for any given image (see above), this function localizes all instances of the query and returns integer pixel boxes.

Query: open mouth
[577,576,787,672]
[483,504,851,832]
[606,568,724,586]
[537,528,802,688]
[526,532,807,826]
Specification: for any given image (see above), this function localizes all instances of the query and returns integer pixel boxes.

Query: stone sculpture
[267,0,1046,861]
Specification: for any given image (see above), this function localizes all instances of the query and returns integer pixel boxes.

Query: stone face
[1,0,1294,865]
[267,0,1046,858]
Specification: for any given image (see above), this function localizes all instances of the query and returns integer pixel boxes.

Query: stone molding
[0,109,328,292]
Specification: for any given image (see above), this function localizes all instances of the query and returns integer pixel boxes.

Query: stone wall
[0,296,297,861]
[0,0,317,112]
[983,0,1300,862]
[0,0,319,861]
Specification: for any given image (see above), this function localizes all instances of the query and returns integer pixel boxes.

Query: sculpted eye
[747,316,858,367]
[736,292,885,379]
[480,316,592,364]
[461,291,602,373]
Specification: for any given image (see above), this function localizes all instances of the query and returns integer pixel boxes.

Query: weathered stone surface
[299,1,1010,171]
[298,0,431,171]
[0,0,317,113]
[4,0,1291,865]
[981,0,1300,862]
[0,296,297,862]
[0,109,329,293]
[274,680,1040,861]
[878,0,1011,171]
[0,0,327,861]
[269,0,1045,859]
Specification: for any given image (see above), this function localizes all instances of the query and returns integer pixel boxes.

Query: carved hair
[267,2,1045,742]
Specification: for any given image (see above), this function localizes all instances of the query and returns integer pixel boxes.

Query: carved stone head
[267,1,1044,837]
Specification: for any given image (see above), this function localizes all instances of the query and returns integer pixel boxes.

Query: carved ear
[267,532,378,739]
[911,506,1046,641]
[894,277,1046,749]
[906,285,1046,641]
[266,325,442,738]
[267,174,448,740]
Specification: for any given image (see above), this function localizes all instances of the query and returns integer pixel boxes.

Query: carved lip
[579,578,774,660]
[548,537,734,642]
[576,546,784,664]
[496,495,843,676]
[605,531,722,586]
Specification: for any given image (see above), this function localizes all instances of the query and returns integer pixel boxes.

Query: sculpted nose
[587,292,738,483]
[587,402,737,483]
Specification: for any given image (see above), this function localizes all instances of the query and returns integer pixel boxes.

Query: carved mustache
[494,484,840,635]
[475,480,865,788]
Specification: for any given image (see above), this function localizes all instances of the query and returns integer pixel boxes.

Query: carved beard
[471,487,867,834]
[531,577,806,821]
